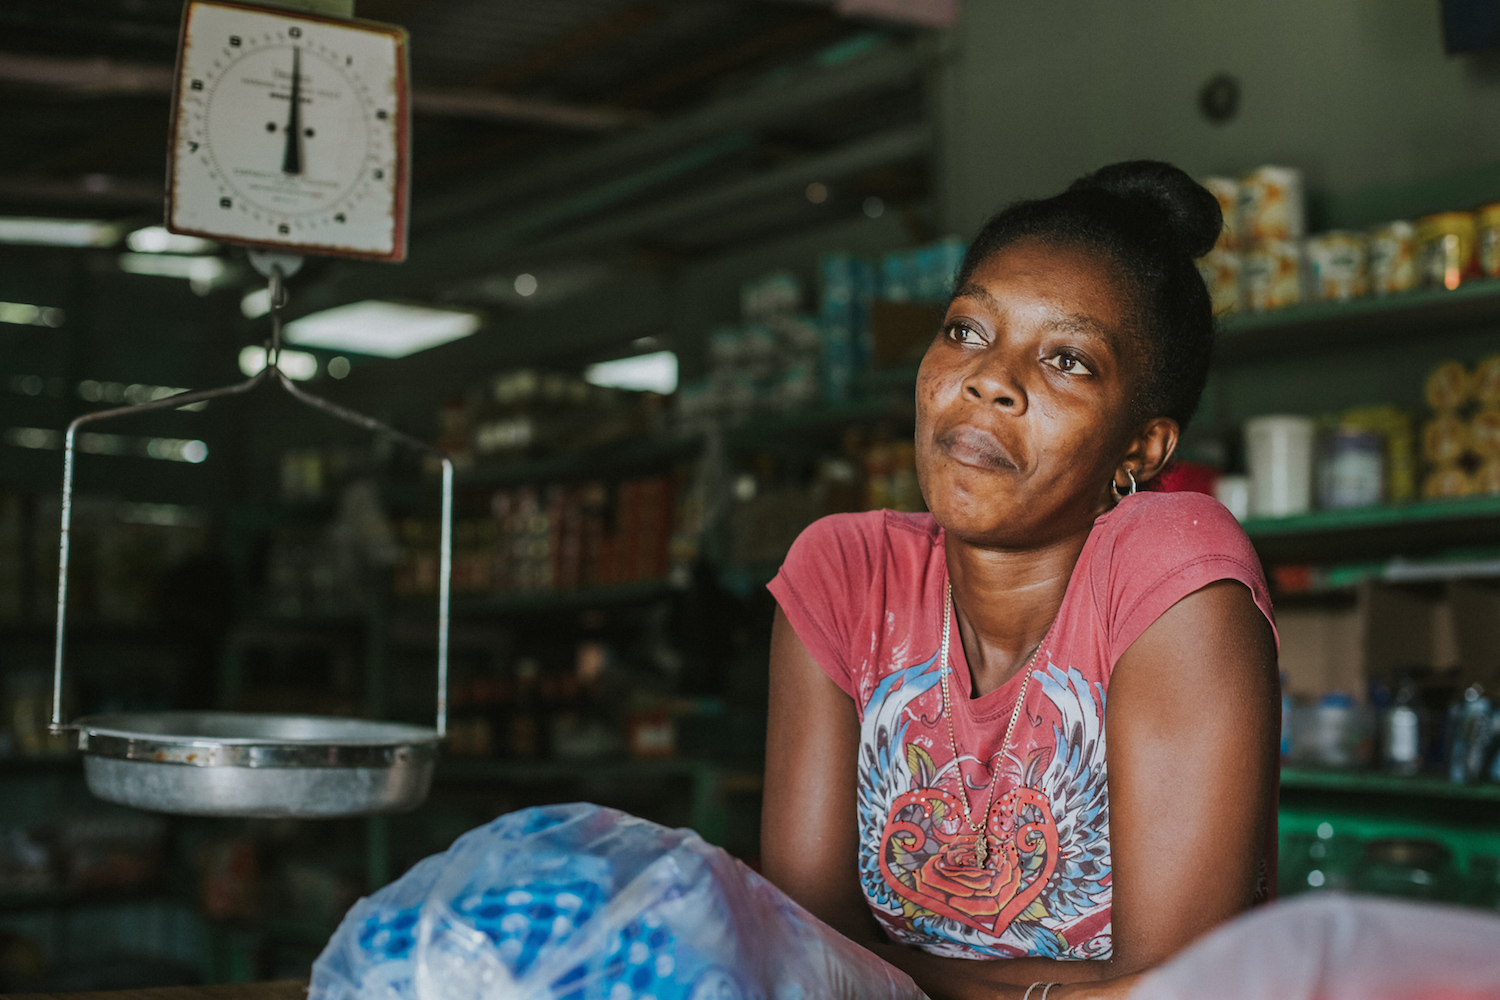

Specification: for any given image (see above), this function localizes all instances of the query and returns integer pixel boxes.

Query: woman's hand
[761,576,1277,1000]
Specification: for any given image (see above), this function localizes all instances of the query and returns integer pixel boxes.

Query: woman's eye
[945,323,985,346]
[1045,353,1093,376]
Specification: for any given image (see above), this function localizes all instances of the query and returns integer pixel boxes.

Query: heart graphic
[878,784,1058,938]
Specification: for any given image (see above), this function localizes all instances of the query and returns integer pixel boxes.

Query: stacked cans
[1420,356,1500,499]
[1195,167,1500,314]
[1197,166,1307,315]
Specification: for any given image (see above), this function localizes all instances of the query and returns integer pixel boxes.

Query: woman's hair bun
[1070,160,1222,260]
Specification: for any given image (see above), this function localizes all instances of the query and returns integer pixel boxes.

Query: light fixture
[584,350,678,394]
[327,356,352,379]
[117,252,230,296]
[283,301,482,358]
[126,225,218,255]
[0,217,122,247]
[240,287,273,319]
[4,426,208,463]
[513,273,538,297]
[74,379,208,411]
[238,345,318,381]
[0,301,65,327]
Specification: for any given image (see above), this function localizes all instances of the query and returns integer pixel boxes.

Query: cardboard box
[1276,581,1463,699]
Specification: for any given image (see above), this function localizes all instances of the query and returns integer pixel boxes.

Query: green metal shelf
[1216,278,1500,363]
[1244,496,1500,563]
[1281,767,1500,803]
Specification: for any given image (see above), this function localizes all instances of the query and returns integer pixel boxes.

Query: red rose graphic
[879,785,1060,936]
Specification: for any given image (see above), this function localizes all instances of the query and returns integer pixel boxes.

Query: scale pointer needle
[282,46,302,175]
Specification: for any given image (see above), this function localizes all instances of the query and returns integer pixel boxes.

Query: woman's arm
[762,579,1279,1000]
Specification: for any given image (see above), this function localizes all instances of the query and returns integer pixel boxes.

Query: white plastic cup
[1246,415,1316,517]
[1215,474,1251,521]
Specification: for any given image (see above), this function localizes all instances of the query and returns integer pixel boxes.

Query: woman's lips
[938,425,1017,470]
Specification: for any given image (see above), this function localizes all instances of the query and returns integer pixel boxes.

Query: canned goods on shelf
[1239,165,1305,243]
[1416,211,1478,290]
[1476,458,1500,496]
[1422,463,1473,499]
[1422,414,1469,464]
[1196,248,1240,314]
[1305,231,1368,301]
[1475,354,1500,407]
[1243,239,1301,311]
[1425,360,1473,412]
[1470,407,1500,458]
[1340,405,1416,502]
[1368,220,1417,296]
[1478,202,1500,278]
[1200,176,1240,250]
[1319,427,1384,509]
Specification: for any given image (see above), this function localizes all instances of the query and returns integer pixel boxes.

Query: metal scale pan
[50,258,452,818]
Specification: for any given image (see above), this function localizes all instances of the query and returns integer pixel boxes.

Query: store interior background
[5,0,1500,987]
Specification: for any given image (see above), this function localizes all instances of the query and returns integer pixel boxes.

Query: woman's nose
[962,349,1026,411]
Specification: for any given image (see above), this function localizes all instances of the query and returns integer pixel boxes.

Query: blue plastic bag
[310,803,925,1000]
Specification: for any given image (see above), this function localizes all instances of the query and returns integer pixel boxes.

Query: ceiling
[0,0,935,316]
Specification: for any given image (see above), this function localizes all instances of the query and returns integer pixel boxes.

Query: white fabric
[1129,893,1500,1000]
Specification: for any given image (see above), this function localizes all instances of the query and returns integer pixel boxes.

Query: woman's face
[916,238,1145,548]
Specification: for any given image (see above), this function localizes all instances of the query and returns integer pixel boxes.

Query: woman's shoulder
[1085,490,1274,661]
[778,510,938,594]
[1098,490,1252,555]
[792,509,940,551]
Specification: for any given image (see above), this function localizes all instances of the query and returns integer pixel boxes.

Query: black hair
[954,160,1221,429]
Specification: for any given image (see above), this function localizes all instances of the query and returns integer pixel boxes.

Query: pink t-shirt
[768,491,1277,961]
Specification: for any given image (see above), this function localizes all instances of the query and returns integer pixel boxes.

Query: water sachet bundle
[310,803,924,1000]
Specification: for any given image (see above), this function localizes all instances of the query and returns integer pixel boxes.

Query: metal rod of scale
[47,253,453,818]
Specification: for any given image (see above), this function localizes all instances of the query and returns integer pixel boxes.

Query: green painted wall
[939,0,1500,233]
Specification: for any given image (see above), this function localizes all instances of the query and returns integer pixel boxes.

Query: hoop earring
[1112,469,1137,499]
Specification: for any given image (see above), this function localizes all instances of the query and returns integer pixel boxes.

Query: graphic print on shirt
[857,655,1113,960]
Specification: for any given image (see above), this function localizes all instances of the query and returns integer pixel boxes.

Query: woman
[763,161,1280,1000]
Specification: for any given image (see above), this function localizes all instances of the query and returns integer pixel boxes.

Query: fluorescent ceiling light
[0,217,122,247]
[4,426,207,463]
[238,345,318,381]
[585,350,678,394]
[126,225,217,255]
[117,252,230,295]
[283,301,482,358]
[0,301,64,327]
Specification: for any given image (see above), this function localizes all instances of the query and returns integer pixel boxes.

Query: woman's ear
[1120,416,1180,485]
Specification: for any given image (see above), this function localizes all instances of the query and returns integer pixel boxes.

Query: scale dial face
[167,1,410,261]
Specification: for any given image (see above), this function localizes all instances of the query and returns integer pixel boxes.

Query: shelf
[1281,767,1500,803]
[0,886,174,914]
[399,578,680,618]
[1216,279,1500,363]
[460,433,699,490]
[0,755,81,777]
[1244,496,1500,563]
